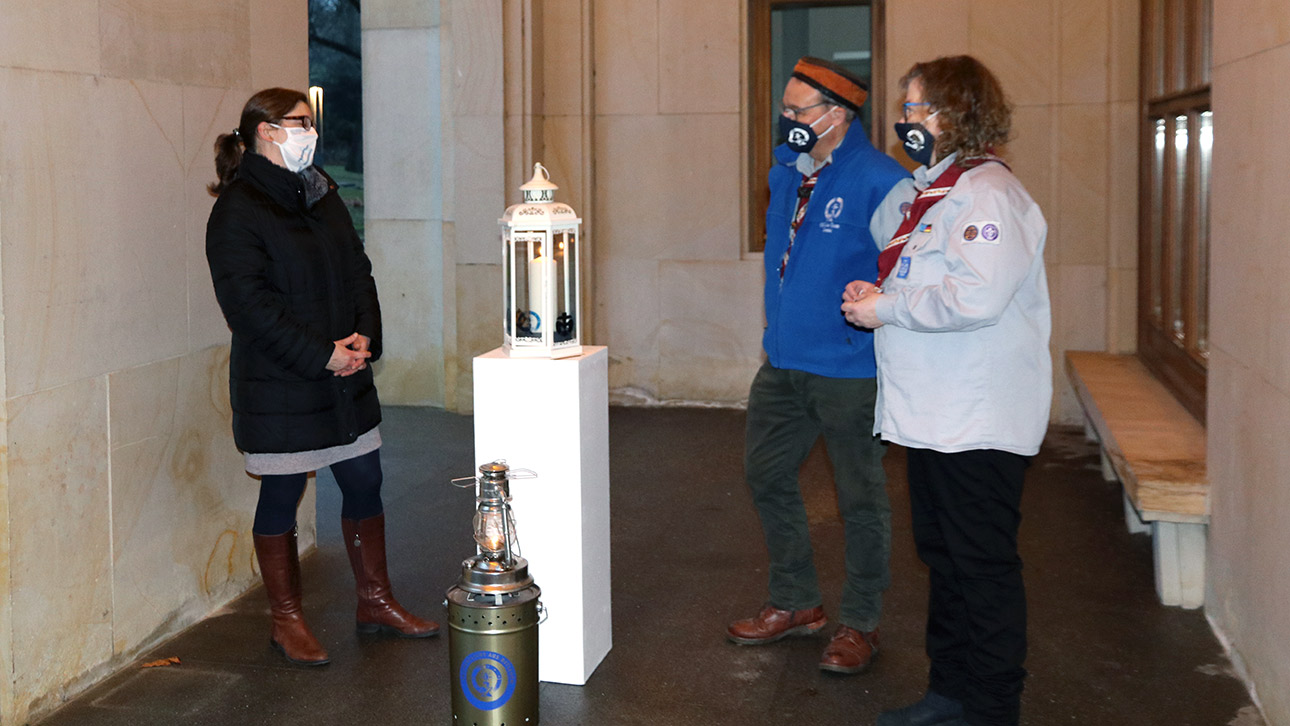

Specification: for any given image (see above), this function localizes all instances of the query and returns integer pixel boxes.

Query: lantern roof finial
[521,162,558,204]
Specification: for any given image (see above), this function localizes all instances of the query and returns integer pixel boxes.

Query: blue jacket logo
[824,197,844,222]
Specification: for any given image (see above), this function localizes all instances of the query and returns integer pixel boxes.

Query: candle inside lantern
[527,243,556,334]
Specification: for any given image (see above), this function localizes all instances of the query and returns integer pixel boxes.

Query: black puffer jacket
[206,153,382,454]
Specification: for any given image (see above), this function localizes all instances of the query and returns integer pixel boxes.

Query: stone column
[362,0,455,406]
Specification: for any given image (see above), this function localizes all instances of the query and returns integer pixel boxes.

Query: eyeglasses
[780,100,834,120]
[901,102,932,120]
[276,115,315,130]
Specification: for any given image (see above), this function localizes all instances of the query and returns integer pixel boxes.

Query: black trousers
[906,447,1028,726]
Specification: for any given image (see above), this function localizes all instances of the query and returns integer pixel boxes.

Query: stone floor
[35,407,1263,726]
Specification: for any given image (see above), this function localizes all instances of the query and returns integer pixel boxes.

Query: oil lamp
[446,461,543,725]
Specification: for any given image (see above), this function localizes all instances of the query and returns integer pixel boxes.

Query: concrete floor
[36,406,1263,726]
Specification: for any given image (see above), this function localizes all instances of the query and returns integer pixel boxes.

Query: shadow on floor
[35,407,1261,726]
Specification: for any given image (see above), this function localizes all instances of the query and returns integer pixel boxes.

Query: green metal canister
[447,557,542,725]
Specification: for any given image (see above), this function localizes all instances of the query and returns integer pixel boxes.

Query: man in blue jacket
[727,56,912,675]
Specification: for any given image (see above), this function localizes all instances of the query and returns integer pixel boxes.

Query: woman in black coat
[206,88,436,667]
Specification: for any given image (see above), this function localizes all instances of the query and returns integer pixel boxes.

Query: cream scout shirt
[872,154,1052,456]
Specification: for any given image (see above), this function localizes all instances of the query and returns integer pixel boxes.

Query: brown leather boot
[342,514,439,638]
[727,604,828,645]
[819,625,879,674]
[253,528,330,666]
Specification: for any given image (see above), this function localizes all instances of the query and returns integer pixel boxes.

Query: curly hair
[901,56,1012,163]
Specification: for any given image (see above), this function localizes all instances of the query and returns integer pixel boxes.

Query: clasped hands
[327,332,371,377]
[840,280,885,329]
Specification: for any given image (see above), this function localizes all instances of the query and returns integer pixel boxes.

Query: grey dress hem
[244,427,382,476]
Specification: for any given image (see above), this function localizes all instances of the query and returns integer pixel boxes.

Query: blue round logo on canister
[460,651,517,711]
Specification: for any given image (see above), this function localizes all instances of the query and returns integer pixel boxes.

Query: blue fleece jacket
[762,122,910,378]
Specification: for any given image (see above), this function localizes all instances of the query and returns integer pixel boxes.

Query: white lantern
[500,163,583,358]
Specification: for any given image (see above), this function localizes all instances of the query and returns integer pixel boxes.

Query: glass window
[1138,0,1211,421]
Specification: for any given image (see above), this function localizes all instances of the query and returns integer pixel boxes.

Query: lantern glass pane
[513,232,544,342]
[555,232,576,343]
[503,233,513,338]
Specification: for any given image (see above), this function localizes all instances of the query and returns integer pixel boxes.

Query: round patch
[899,201,912,218]
[460,651,518,711]
[982,223,1000,241]
[963,225,979,241]
[824,197,844,222]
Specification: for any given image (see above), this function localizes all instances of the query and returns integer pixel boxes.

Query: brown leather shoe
[818,625,879,674]
[343,514,440,638]
[727,604,828,645]
[253,528,330,666]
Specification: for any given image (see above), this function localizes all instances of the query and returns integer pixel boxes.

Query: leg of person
[876,448,967,725]
[927,449,1029,726]
[251,473,329,666]
[728,362,829,645]
[811,374,889,674]
[333,449,439,638]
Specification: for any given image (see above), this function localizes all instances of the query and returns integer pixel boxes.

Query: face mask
[268,124,318,172]
[895,111,938,167]
[779,107,838,154]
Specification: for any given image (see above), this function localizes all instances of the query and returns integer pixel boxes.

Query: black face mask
[779,110,837,154]
[895,121,935,167]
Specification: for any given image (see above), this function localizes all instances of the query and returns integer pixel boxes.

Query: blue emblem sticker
[460,651,518,711]
[899,201,912,218]
[896,256,912,279]
[982,223,1000,241]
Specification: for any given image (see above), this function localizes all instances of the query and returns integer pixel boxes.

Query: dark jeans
[744,362,890,631]
[907,447,1029,726]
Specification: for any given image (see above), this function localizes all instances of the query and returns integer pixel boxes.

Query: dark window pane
[1196,110,1212,357]
[1149,117,1166,324]
[1170,114,1189,343]
[770,4,873,146]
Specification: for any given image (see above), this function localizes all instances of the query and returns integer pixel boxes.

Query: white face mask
[268,124,318,172]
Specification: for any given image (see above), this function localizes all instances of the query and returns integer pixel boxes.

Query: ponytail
[207,129,246,196]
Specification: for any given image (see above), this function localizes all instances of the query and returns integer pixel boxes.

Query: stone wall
[0,3,311,722]
[1206,1,1290,721]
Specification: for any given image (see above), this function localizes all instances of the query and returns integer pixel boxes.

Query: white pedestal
[473,346,611,685]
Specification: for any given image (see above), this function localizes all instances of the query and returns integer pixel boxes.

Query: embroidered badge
[963,221,1001,245]
[896,256,912,279]
[917,222,932,234]
[899,201,912,218]
[818,196,844,233]
[824,197,844,222]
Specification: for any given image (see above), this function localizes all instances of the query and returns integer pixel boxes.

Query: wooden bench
[1065,352,1209,609]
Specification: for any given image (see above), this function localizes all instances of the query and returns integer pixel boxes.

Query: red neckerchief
[876,155,1008,288]
[779,164,829,282]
